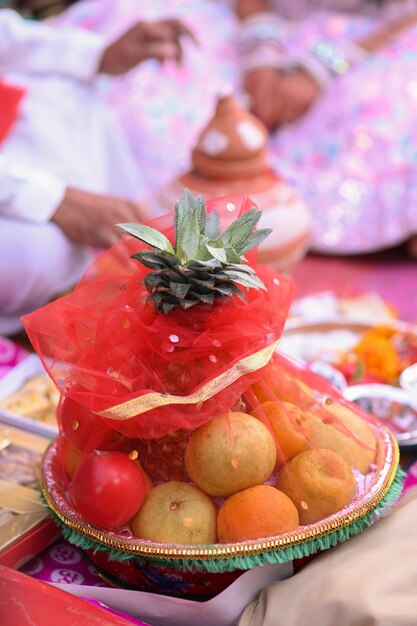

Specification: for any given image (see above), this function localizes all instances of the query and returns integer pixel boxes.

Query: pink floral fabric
[54,0,417,254]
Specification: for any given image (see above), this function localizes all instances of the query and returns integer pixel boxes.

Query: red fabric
[0,518,59,570]
[0,81,25,145]
[23,196,295,438]
[0,566,142,625]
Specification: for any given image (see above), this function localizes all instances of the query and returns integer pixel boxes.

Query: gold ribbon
[97,340,279,420]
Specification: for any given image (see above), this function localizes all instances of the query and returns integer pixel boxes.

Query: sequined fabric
[56,0,417,253]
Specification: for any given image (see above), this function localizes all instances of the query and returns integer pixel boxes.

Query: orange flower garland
[337,326,417,385]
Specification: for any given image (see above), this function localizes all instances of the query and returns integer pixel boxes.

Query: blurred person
[56,0,417,256]
[0,9,194,334]
[237,0,417,257]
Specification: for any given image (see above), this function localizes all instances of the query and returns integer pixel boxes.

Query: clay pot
[150,95,311,274]
[192,95,268,178]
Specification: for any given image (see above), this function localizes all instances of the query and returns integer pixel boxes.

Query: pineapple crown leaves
[118,189,272,314]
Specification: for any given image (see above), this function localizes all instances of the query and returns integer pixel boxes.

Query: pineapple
[118,190,271,314]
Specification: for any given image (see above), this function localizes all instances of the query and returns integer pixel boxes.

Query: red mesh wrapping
[41,349,385,542]
[0,81,26,145]
[23,196,295,439]
[26,194,388,548]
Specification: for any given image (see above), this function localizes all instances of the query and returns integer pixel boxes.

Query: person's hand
[51,187,147,248]
[244,67,321,130]
[244,68,283,130]
[276,68,321,125]
[99,19,197,76]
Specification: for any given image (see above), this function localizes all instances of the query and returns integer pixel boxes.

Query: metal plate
[0,355,58,439]
[400,363,417,401]
[344,384,417,448]
[281,317,417,363]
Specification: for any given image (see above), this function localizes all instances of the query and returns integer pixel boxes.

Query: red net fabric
[23,196,295,439]
[25,194,387,544]
[0,81,26,145]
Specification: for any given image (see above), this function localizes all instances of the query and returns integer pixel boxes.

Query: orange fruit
[277,448,356,525]
[217,485,299,543]
[185,412,276,497]
[254,401,311,463]
[251,365,315,411]
[307,401,377,474]
[60,435,83,480]
[131,480,217,544]
[251,366,300,405]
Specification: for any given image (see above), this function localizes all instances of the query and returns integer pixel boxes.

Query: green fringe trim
[42,467,406,574]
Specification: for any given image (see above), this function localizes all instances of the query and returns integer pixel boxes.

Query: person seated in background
[55,0,417,257]
[0,9,194,335]
[236,0,417,256]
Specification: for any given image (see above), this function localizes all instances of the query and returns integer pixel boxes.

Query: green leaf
[227,263,257,275]
[144,273,165,291]
[214,282,246,300]
[131,251,169,270]
[194,243,212,262]
[147,292,164,309]
[196,292,215,305]
[227,283,248,302]
[119,223,174,254]
[176,208,201,262]
[237,228,272,255]
[189,277,216,290]
[205,210,221,239]
[162,302,175,314]
[223,270,267,291]
[169,281,191,299]
[174,189,195,243]
[194,195,207,233]
[160,268,188,283]
[221,209,261,250]
[185,259,220,274]
[182,299,199,309]
[225,247,244,264]
[206,244,227,264]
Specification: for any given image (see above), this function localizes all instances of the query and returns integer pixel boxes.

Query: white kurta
[0,9,144,335]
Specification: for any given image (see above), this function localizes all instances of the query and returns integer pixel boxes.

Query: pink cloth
[0,335,27,379]
[269,0,417,21]
[21,538,108,586]
[21,539,149,625]
[54,0,417,254]
[404,460,417,492]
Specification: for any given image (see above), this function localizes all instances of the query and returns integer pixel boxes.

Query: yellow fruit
[217,485,299,543]
[131,480,217,545]
[254,401,310,463]
[185,412,276,497]
[251,364,315,408]
[308,401,377,474]
[277,448,356,525]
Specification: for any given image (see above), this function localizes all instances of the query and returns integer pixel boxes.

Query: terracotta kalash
[152,95,311,273]
[23,192,403,601]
